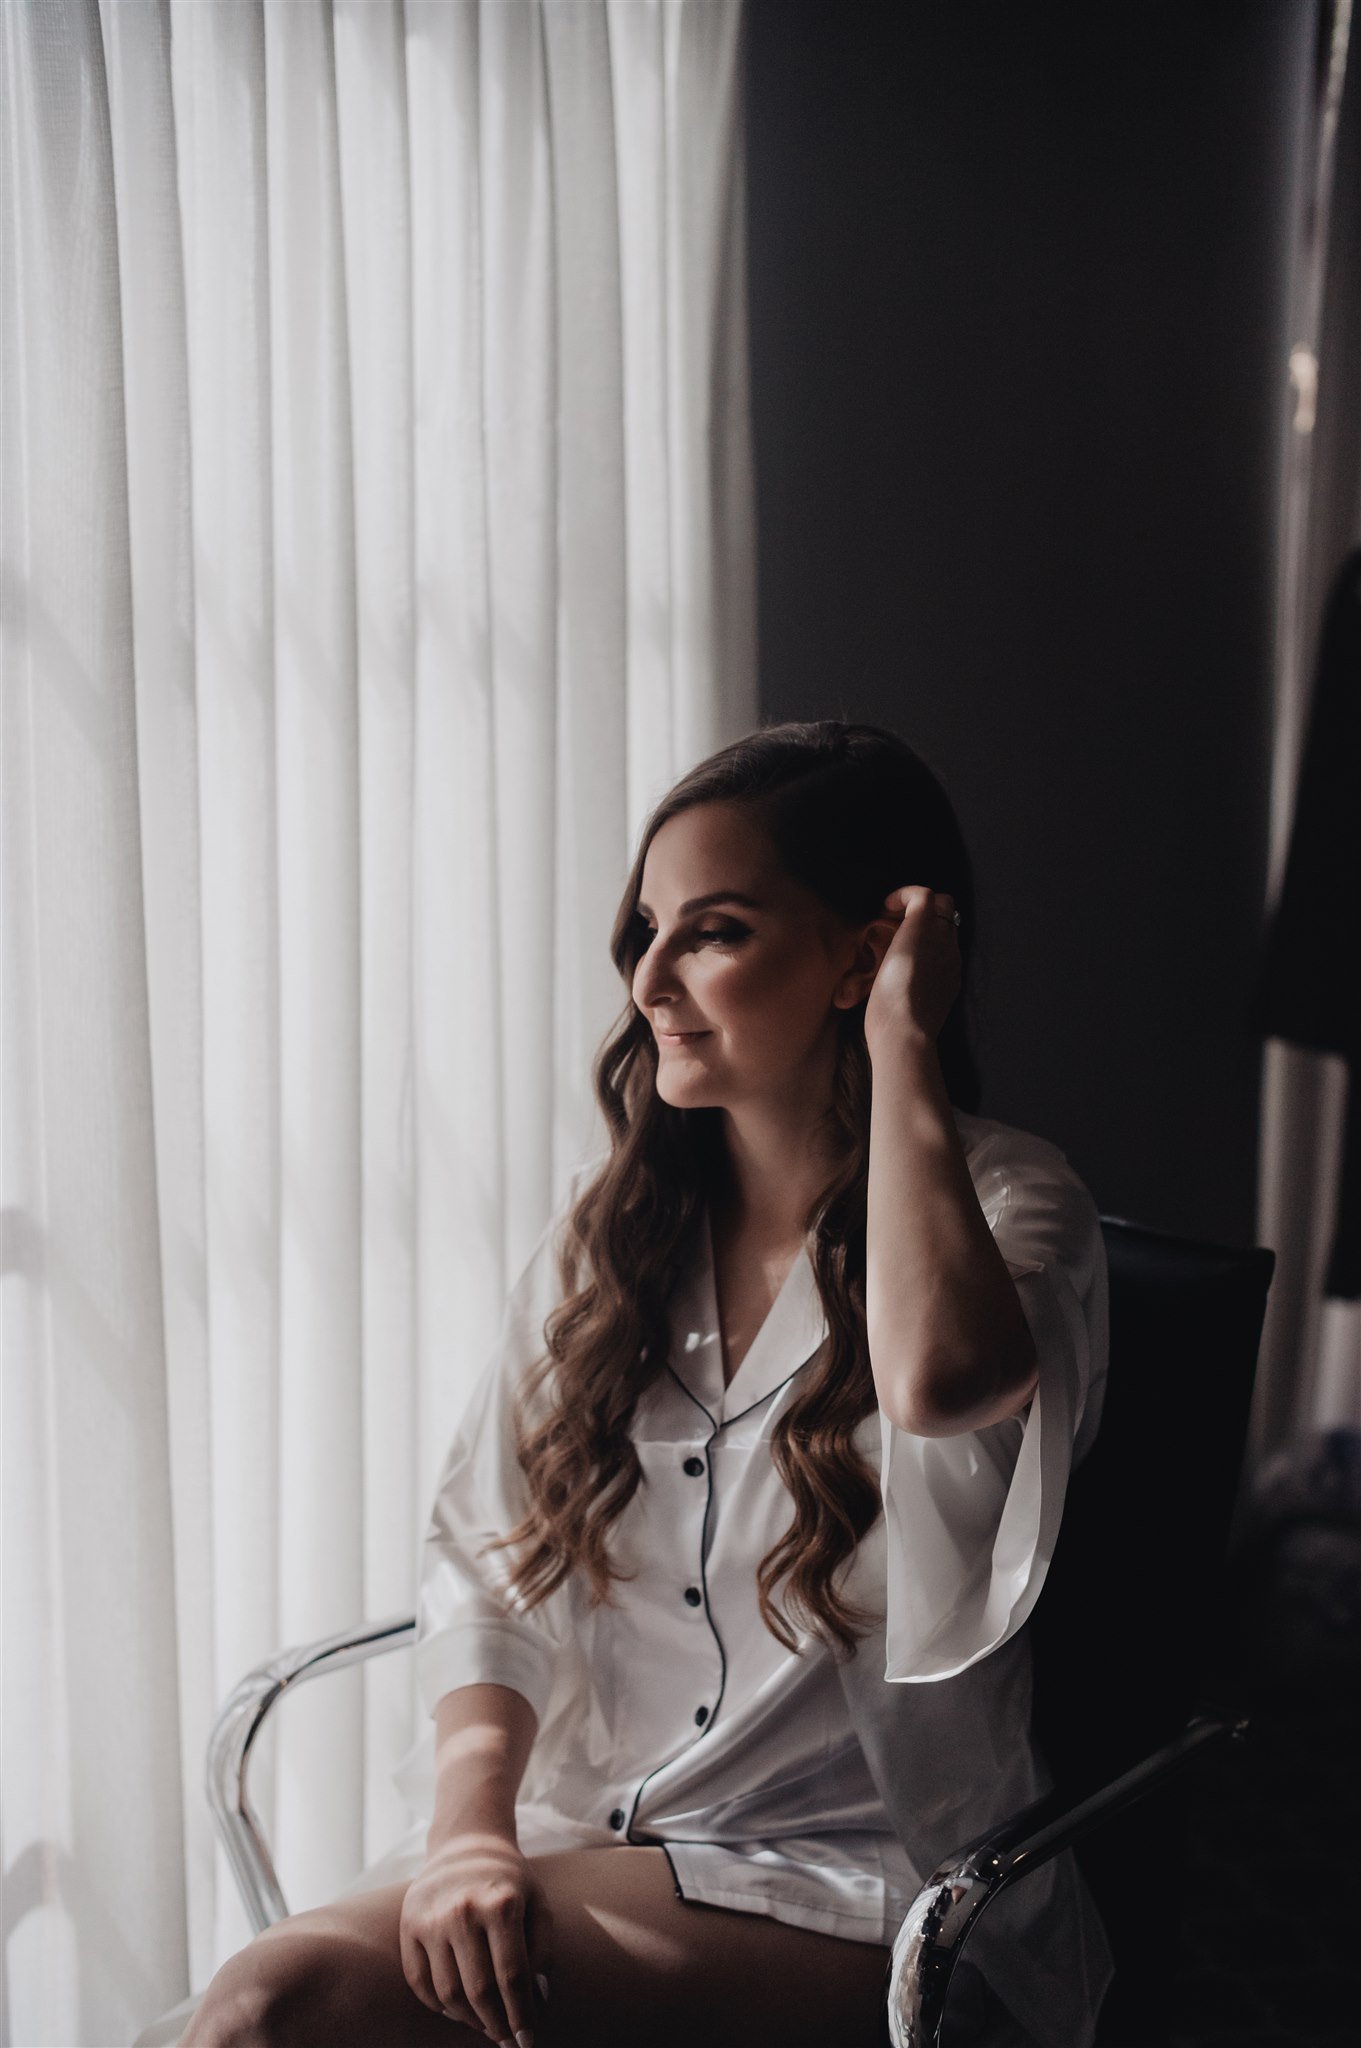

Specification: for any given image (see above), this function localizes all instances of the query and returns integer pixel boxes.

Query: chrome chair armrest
[207,1610,417,1934]
[883,1707,1250,2048]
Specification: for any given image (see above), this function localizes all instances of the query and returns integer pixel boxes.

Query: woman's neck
[706,1116,846,1246]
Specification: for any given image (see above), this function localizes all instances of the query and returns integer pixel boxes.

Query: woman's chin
[655,1074,721,1109]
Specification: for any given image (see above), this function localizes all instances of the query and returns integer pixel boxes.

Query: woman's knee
[179,1930,337,2048]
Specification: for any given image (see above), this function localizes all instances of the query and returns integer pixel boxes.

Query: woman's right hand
[399,1829,554,2043]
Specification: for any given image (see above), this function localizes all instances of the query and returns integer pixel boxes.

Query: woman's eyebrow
[636,890,766,918]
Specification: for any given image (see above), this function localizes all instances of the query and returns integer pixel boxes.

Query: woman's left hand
[862,886,962,1057]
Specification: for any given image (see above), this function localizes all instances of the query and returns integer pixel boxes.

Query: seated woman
[183,720,1113,2048]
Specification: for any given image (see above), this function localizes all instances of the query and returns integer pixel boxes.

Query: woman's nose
[634,936,680,1008]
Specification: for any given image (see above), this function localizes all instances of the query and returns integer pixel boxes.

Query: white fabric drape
[0,1,756,2038]
[1251,0,1360,1465]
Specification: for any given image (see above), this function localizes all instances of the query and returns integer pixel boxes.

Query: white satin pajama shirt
[381,1109,1116,2048]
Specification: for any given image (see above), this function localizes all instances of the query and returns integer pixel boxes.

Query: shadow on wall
[743,0,1316,1249]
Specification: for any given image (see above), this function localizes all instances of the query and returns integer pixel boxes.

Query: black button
[683,1456,704,1477]
[684,1585,702,1607]
[694,1705,709,1725]
[608,1808,626,1830]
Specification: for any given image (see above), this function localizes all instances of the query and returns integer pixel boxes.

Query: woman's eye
[635,920,748,949]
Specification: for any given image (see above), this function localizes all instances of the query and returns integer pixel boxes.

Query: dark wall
[744,0,1317,1246]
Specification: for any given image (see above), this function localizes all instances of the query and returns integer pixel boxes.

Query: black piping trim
[721,1353,819,1431]
[669,1209,826,1432]
[657,1841,685,1901]
[619,1347,823,1849]
[665,1358,719,1432]
[624,1366,728,1846]
[667,1349,824,1436]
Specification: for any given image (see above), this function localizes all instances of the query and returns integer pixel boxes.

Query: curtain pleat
[1,1,756,2035]
[331,0,421,1882]
[166,0,289,1974]
[263,0,368,1919]
[2,2,188,2035]
[478,0,560,1279]
[407,0,510,1532]
[541,1,630,1162]
[1250,2,1360,1465]
[98,0,218,1989]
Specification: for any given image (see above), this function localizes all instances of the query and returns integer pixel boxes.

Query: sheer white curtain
[1,1,756,2038]
[1251,0,1359,1466]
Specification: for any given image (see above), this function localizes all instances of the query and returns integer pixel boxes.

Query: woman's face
[631,801,870,1114]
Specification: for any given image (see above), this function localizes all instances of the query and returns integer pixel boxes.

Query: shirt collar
[667,1205,830,1426]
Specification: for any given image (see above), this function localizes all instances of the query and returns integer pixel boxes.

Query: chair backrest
[1028,1215,1275,2046]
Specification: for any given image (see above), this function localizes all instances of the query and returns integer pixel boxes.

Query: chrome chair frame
[879,1707,1249,2046]
[206,1612,1248,2048]
[207,1611,417,1934]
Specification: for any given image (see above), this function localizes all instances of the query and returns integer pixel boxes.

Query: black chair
[883,1215,1275,2046]
[135,1214,1275,2048]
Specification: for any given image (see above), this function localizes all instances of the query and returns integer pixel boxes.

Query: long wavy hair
[484,719,982,1659]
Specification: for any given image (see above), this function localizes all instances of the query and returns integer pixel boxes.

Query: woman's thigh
[183,1845,892,2048]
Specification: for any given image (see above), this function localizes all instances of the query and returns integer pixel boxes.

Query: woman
[184,721,1113,2048]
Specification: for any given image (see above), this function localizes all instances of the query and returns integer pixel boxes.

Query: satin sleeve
[878,1124,1109,1683]
[415,1177,590,1727]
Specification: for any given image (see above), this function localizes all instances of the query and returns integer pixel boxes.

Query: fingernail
[516,2034,534,2048]
[535,1972,550,2001]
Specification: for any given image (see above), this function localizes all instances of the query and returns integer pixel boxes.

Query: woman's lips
[657,1030,710,1044]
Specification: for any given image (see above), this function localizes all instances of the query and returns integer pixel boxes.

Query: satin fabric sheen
[380,1112,1115,2045]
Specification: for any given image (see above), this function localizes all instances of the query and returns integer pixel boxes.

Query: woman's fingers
[400,1912,474,2026]
[437,1908,546,2044]
[524,1881,555,2008]
[439,1994,485,2032]
[886,885,956,924]
[414,1928,491,2033]
[446,1918,512,2041]
[420,1932,462,2017]
[485,1904,540,2043]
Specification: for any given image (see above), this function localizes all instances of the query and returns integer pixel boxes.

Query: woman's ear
[832,915,896,1011]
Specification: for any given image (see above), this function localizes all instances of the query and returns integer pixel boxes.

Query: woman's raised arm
[863,885,1039,1436]
[865,1024,1039,1435]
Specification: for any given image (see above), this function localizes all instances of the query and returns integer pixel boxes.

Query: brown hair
[484,719,982,1659]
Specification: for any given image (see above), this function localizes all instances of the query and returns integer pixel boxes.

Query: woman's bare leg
[180,1846,891,2048]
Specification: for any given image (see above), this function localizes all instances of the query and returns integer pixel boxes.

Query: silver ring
[952,910,961,927]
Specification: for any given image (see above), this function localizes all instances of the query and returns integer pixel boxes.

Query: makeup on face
[633,883,764,1041]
